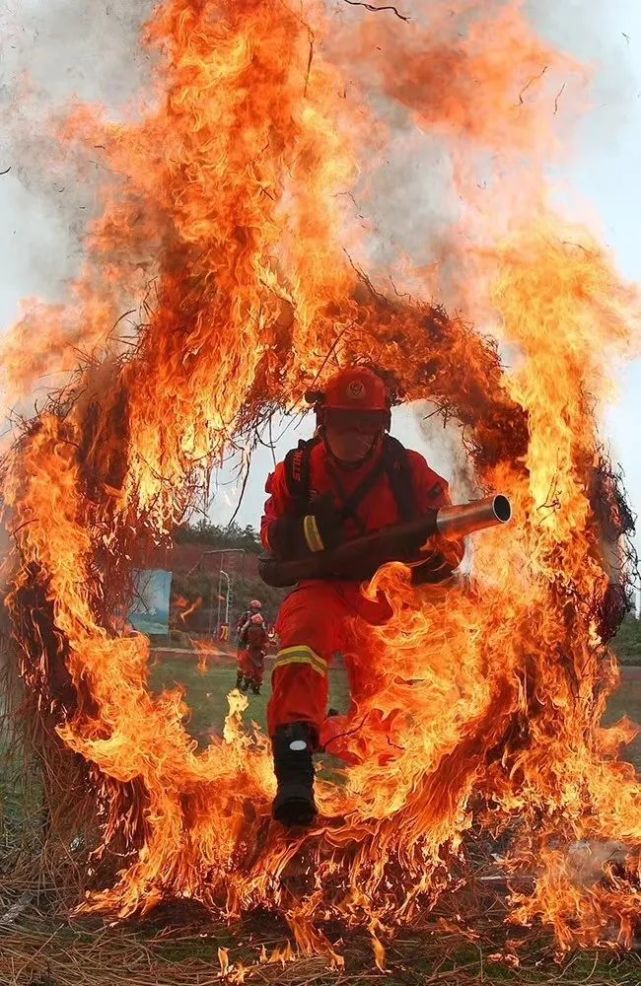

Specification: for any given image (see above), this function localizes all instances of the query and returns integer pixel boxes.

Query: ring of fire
[1,0,641,962]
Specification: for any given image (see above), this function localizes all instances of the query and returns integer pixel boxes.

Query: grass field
[150,654,350,745]
[152,620,641,772]
[5,638,641,985]
[612,616,641,665]
[129,652,641,984]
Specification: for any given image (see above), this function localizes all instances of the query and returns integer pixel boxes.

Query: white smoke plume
[0,1,155,416]
[0,0,638,523]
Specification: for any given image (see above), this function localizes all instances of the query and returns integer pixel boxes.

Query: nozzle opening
[493,494,512,524]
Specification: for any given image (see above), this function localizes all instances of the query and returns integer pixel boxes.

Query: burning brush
[0,0,640,967]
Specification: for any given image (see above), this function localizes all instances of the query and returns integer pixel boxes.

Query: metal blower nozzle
[434,494,512,540]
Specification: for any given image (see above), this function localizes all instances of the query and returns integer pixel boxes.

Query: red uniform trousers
[267,580,391,754]
[237,647,266,686]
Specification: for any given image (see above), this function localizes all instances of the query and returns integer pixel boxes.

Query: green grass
[5,651,641,984]
[612,616,641,665]
[150,656,350,745]
[149,650,641,777]
[603,670,641,770]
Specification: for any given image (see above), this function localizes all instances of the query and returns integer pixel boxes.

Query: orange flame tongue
[2,0,641,958]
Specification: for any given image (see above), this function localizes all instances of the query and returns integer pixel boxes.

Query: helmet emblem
[346,380,366,400]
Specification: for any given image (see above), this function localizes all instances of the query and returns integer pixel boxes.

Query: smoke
[322,0,639,494]
[0,0,637,520]
[3,0,153,104]
[529,0,638,116]
[1,0,154,233]
[332,0,637,277]
[0,1,154,413]
[0,0,156,604]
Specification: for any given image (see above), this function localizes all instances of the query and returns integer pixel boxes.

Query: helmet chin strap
[321,429,382,471]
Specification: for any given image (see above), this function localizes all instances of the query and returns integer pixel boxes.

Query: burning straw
[1,0,641,968]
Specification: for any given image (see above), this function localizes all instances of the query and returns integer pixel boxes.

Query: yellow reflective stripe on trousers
[274,645,327,676]
[303,514,324,553]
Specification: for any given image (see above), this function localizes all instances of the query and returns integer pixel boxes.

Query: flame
[177,595,203,625]
[191,637,224,674]
[2,0,641,960]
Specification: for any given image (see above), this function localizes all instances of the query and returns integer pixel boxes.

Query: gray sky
[0,1,639,538]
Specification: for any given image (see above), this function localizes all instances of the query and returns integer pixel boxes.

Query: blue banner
[129,569,172,635]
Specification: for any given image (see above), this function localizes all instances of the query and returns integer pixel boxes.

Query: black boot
[272,722,317,828]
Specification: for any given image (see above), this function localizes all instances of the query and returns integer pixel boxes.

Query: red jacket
[261,437,455,551]
[242,624,269,652]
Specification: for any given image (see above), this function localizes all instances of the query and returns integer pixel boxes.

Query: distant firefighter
[236,613,269,695]
[235,598,263,637]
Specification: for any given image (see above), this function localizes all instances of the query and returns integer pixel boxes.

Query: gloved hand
[411,552,455,585]
[267,495,343,560]
[411,535,464,585]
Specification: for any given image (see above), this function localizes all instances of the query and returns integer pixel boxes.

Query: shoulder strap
[326,454,388,536]
[326,436,418,531]
[283,436,320,503]
[383,435,418,522]
[283,433,418,523]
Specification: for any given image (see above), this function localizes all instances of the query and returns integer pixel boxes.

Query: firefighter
[236,598,263,638]
[261,367,464,827]
[236,612,269,694]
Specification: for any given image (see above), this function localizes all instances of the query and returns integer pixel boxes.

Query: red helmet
[323,368,389,412]
[312,368,391,430]
[250,599,262,609]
